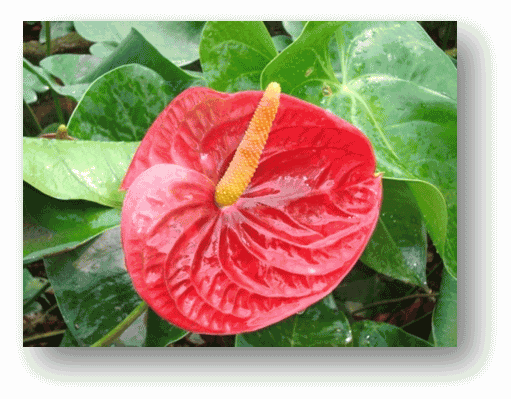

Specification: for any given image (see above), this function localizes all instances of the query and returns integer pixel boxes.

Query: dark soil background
[22,21,457,347]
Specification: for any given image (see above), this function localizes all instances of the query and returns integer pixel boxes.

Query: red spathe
[120,87,382,334]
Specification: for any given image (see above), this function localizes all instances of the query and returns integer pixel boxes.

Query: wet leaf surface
[44,228,141,346]
[23,183,121,263]
[430,269,457,346]
[23,137,139,207]
[361,178,428,288]
[200,21,277,92]
[351,320,433,347]
[67,64,174,142]
[236,295,352,347]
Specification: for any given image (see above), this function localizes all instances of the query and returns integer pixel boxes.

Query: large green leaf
[44,228,141,346]
[351,320,433,347]
[235,295,352,347]
[261,21,457,277]
[361,178,428,288]
[430,269,457,347]
[23,137,139,208]
[40,54,103,85]
[67,64,173,142]
[73,21,205,66]
[200,21,278,92]
[23,183,121,263]
[77,28,204,90]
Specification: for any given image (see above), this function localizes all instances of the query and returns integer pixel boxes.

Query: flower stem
[90,301,148,347]
[44,21,51,56]
[23,99,42,135]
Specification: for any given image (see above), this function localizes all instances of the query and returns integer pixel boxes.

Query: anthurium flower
[120,82,382,335]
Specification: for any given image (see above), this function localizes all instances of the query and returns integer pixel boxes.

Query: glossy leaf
[23,137,139,208]
[200,21,277,92]
[236,295,352,347]
[73,21,205,66]
[261,21,457,277]
[40,54,103,85]
[67,64,174,142]
[121,86,381,334]
[361,178,428,288]
[272,35,293,53]
[44,228,141,346]
[89,41,118,58]
[282,21,306,41]
[23,183,121,263]
[430,269,457,346]
[351,320,433,347]
[78,28,205,90]
[145,309,188,347]
[23,61,49,104]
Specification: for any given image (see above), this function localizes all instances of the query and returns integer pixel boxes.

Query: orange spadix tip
[214,82,281,207]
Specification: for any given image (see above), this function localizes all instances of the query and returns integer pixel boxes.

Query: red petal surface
[121,87,382,334]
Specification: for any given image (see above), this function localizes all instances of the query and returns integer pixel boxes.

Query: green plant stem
[51,90,65,124]
[23,281,51,312]
[23,99,42,134]
[90,301,148,347]
[42,23,65,125]
[23,329,66,344]
[45,22,51,56]
[351,293,438,315]
[401,310,434,330]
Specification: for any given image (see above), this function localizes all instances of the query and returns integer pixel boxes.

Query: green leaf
[145,308,188,347]
[262,21,457,278]
[23,61,49,104]
[23,58,87,103]
[89,41,118,58]
[23,269,47,313]
[23,182,121,263]
[236,295,352,347]
[200,21,278,92]
[67,64,174,142]
[282,21,306,40]
[351,320,433,347]
[23,137,139,208]
[40,21,73,43]
[44,228,141,346]
[78,28,204,90]
[40,54,103,85]
[59,329,81,347]
[361,178,428,288]
[261,21,343,96]
[430,269,457,346]
[74,21,205,66]
[332,263,389,317]
[272,35,293,53]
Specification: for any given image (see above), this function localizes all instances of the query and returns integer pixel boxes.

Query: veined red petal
[120,87,382,334]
